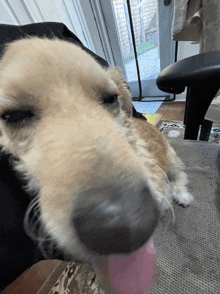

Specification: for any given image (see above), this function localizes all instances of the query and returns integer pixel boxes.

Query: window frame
[80,0,175,100]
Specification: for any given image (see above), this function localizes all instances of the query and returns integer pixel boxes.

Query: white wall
[177,41,199,61]
[0,0,94,51]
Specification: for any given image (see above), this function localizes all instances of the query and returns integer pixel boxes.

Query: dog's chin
[41,244,87,264]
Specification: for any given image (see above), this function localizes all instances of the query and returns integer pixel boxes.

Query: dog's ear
[106,66,133,117]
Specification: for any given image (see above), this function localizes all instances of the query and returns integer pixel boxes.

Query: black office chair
[156,51,220,141]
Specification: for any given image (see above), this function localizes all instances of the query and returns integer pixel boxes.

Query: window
[83,0,175,100]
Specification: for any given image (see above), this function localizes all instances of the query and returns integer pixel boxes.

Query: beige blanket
[172,0,220,53]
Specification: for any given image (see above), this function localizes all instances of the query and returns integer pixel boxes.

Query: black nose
[73,185,159,255]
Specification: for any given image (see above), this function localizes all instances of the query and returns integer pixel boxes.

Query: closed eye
[102,94,118,105]
[1,110,35,124]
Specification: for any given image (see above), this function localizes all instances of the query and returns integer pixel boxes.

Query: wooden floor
[155,101,220,126]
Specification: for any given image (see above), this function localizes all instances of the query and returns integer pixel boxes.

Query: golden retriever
[0,37,193,292]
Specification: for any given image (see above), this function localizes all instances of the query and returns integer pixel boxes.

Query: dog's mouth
[10,149,159,262]
[23,186,158,264]
[9,154,20,165]
[23,197,83,263]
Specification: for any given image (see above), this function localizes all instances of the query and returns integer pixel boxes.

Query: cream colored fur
[0,37,193,292]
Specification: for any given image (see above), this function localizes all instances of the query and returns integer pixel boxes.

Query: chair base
[200,119,213,141]
[184,119,213,141]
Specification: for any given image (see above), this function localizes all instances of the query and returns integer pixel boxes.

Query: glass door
[99,0,175,100]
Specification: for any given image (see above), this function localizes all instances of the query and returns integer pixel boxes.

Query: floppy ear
[106,66,133,117]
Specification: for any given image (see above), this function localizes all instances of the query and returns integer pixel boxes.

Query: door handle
[164,0,171,6]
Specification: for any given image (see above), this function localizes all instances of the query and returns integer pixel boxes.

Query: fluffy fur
[0,37,193,291]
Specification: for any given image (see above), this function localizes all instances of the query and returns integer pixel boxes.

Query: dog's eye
[1,110,34,124]
[103,95,118,104]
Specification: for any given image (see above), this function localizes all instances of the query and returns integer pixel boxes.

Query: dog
[0,37,193,292]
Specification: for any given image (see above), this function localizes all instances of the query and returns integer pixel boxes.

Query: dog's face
[0,37,159,264]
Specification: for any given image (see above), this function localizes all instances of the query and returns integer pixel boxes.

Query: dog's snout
[73,185,159,255]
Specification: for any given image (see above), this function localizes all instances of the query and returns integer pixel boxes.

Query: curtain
[1,0,94,51]
[172,0,220,53]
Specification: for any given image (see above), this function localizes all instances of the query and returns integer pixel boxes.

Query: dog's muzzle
[73,184,159,255]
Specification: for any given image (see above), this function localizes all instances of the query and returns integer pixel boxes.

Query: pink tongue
[108,239,156,294]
